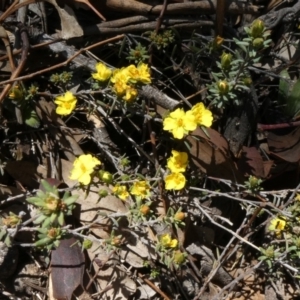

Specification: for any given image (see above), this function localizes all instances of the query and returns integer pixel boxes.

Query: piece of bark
[106,0,259,15]
[223,86,259,157]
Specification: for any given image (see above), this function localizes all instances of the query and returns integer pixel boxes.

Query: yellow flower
[136,63,151,84]
[164,173,186,190]
[189,102,213,127]
[92,62,112,81]
[295,194,300,201]
[268,217,286,235]
[112,185,129,201]
[69,154,101,185]
[130,180,151,199]
[113,80,128,97]
[111,68,130,84]
[54,91,77,116]
[163,108,197,139]
[167,150,188,173]
[111,68,132,98]
[126,65,140,83]
[123,86,138,102]
[126,63,151,84]
[160,233,178,248]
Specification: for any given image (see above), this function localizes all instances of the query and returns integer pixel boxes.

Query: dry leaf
[267,127,300,163]
[50,237,85,300]
[237,146,273,179]
[187,127,244,182]
[46,0,83,39]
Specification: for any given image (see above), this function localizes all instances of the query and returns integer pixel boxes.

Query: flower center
[64,102,72,109]
[177,118,184,127]
[80,164,87,173]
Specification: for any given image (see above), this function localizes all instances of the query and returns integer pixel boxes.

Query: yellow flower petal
[190,102,213,127]
[164,173,186,190]
[130,181,151,199]
[167,150,188,173]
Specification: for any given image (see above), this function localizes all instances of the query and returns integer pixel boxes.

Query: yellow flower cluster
[112,180,151,202]
[112,185,129,201]
[160,233,178,249]
[54,91,77,116]
[164,150,188,190]
[163,103,213,139]
[70,154,101,185]
[92,62,151,103]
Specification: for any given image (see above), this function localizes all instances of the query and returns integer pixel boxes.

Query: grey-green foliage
[279,70,300,118]
[207,20,272,108]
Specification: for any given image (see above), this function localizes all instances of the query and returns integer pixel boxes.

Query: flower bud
[99,170,113,184]
[83,239,93,249]
[249,176,259,187]
[174,212,185,222]
[98,189,108,198]
[140,205,150,216]
[243,77,252,86]
[120,157,130,167]
[252,38,264,49]
[111,236,122,247]
[221,52,232,70]
[250,20,265,38]
[217,80,229,95]
[211,35,224,50]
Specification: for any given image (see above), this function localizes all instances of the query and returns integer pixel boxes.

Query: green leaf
[62,191,71,200]
[0,229,7,240]
[63,195,79,206]
[4,235,11,247]
[278,70,291,105]
[50,213,58,224]
[285,77,300,117]
[34,214,47,224]
[34,237,52,247]
[27,196,43,204]
[41,179,58,194]
[57,211,65,226]
[37,191,45,198]
[24,109,40,128]
[42,217,52,228]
